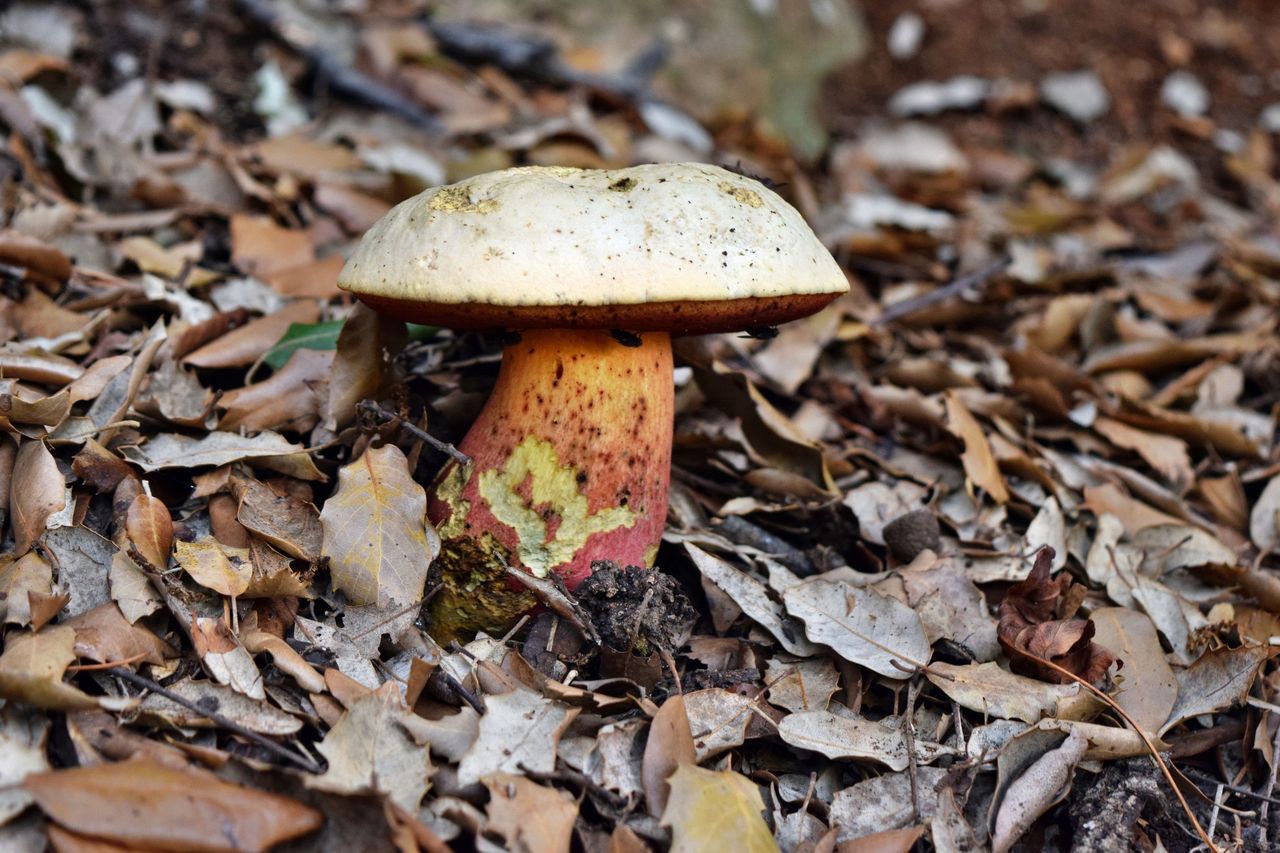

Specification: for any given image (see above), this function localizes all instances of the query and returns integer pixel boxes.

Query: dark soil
[575,561,696,655]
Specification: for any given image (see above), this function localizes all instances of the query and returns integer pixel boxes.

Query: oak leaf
[320,444,438,607]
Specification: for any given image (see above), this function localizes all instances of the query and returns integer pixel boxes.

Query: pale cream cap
[338,163,848,332]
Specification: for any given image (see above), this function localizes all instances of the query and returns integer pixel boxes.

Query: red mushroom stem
[427,329,673,637]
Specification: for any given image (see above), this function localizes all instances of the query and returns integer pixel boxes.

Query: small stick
[872,255,1011,326]
[107,667,323,774]
[358,401,471,466]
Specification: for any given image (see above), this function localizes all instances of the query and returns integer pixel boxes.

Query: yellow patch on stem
[477,436,638,577]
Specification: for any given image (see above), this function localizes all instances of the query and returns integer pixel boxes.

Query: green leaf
[262,321,438,370]
[262,320,344,370]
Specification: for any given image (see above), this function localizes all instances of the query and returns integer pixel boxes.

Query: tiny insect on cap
[337,162,848,333]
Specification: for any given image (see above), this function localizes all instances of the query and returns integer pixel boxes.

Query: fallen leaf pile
[1,2,1280,851]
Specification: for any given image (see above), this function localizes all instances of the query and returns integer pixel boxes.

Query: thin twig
[1019,654,1221,853]
[872,255,1011,326]
[358,401,470,466]
[107,667,323,774]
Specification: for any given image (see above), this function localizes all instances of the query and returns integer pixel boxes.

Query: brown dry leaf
[0,230,72,289]
[125,493,172,570]
[63,603,173,666]
[926,661,1100,723]
[829,768,948,841]
[218,347,333,433]
[266,255,346,298]
[320,444,437,607]
[776,710,953,771]
[1093,416,1193,490]
[71,440,134,493]
[233,476,322,561]
[11,439,65,554]
[683,687,754,761]
[108,551,163,624]
[0,626,128,711]
[943,391,1009,503]
[483,773,579,853]
[457,688,578,786]
[121,430,324,480]
[782,577,931,678]
[1161,644,1272,735]
[0,551,53,627]
[174,538,250,597]
[1088,608,1177,732]
[684,544,816,656]
[1080,483,1182,535]
[763,655,839,713]
[1251,474,1280,553]
[191,616,264,699]
[991,726,1088,853]
[694,363,834,489]
[839,826,925,853]
[230,214,314,279]
[659,764,777,853]
[23,758,322,852]
[641,692,696,818]
[323,304,407,431]
[309,683,432,812]
[998,548,1116,685]
[184,299,321,368]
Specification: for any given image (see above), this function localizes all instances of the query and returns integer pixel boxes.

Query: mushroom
[339,163,847,636]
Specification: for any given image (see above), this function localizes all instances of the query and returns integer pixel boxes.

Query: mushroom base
[427,329,674,638]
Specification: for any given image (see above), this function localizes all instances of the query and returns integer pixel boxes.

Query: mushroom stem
[428,329,673,636]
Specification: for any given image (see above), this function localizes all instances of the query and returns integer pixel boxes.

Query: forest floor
[2,1,1280,851]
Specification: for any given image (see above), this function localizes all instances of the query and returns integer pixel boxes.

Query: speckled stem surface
[427,329,673,638]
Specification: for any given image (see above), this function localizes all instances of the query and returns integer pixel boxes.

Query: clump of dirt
[576,561,696,655]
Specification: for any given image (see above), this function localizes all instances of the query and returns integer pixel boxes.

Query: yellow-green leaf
[320,444,438,606]
[174,539,250,597]
[660,764,778,853]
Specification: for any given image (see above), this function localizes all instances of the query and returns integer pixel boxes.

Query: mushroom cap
[338,162,848,333]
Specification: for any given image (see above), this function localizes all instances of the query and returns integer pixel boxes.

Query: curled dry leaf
[320,444,438,607]
[1250,474,1280,553]
[684,544,816,656]
[11,439,65,554]
[659,764,777,853]
[120,430,324,480]
[217,347,334,433]
[125,493,173,570]
[997,548,1117,685]
[926,661,1100,724]
[782,577,930,678]
[191,616,264,700]
[943,391,1009,504]
[992,726,1088,853]
[174,538,250,597]
[23,759,322,852]
[233,475,322,561]
[641,692,697,818]
[324,303,408,431]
